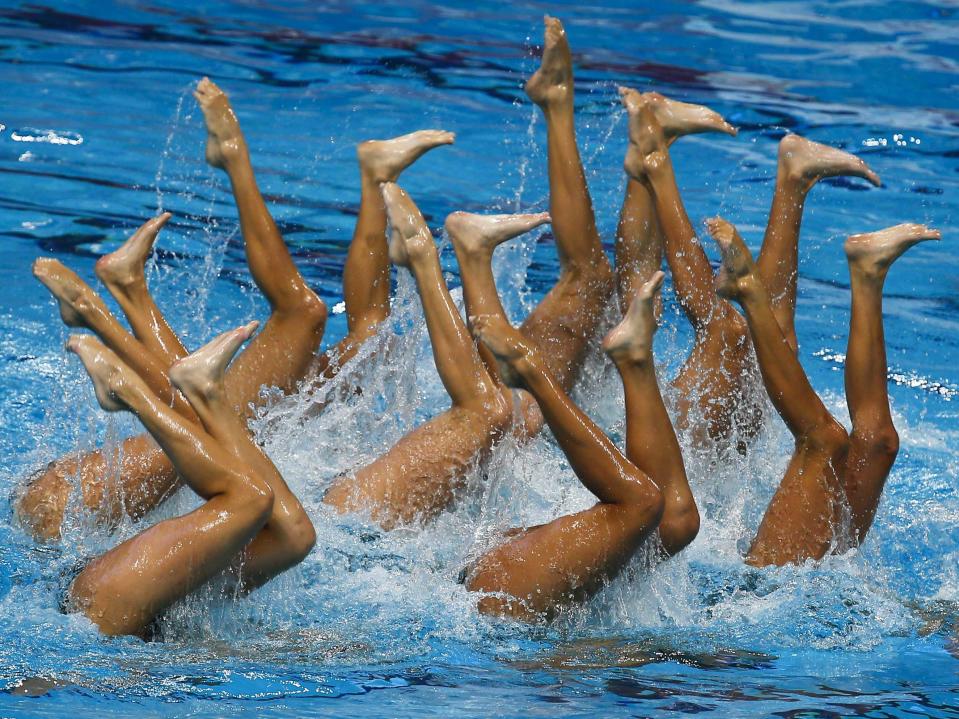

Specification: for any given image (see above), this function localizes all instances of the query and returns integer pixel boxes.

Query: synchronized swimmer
[14,16,940,637]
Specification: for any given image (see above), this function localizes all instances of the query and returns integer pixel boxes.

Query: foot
[620,87,737,144]
[169,321,258,404]
[65,335,131,412]
[707,217,759,302]
[470,314,537,389]
[779,134,881,189]
[193,77,246,170]
[602,271,664,363]
[445,211,550,258]
[94,213,171,291]
[524,15,573,108]
[33,258,101,328]
[622,95,671,184]
[357,130,455,184]
[381,182,436,268]
[845,223,940,279]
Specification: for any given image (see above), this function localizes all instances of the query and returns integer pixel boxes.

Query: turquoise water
[1,1,957,716]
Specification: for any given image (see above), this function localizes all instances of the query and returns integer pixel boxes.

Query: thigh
[466,503,647,620]
[520,271,614,388]
[226,309,325,411]
[68,497,258,637]
[323,407,501,529]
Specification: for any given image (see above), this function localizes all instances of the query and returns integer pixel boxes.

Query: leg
[64,333,274,637]
[623,92,755,444]
[95,213,189,366]
[519,16,614,389]
[709,218,850,566]
[169,322,316,587]
[323,184,511,527]
[32,258,194,418]
[756,135,880,349]
[604,272,699,556]
[615,86,737,316]
[314,130,455,380]
[464,314,663,620]
[842,224,939,543]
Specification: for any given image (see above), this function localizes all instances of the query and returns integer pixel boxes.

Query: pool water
[1,1,957,716]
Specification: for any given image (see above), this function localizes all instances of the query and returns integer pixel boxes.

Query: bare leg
[32,258,194,418]
[64,334,274,637]
[842,224,939,543]
[624,94,755,445]
[710,218,850,566]
[519,15,614,390]
[603,272,698,556]
[464,314,663,621]
[314,130,455,380]
[756,135,880,349]
[95,213,188,366]
[323,184,511,528]
[615,87,737,316]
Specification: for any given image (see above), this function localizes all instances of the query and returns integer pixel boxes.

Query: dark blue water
[1,1,957,717]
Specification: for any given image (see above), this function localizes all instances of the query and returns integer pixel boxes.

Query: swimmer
[15,79,452,541]
[618,89,881,448]
[709,218,939,563]
[462,272,695,620]
[62,324,312,638]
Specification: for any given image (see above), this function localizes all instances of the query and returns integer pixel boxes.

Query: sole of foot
[603,271,664,363]
[845,223,940,277]
[33,258,97,328]
[357,130,455,184]
[169,321,258,402]
[524,15,572,108]
[780,134,881,188]
[446,211,550,258]
[66,335,128,412]
[707,217,757,301]
[95,213,172,289]
[193,77,244,169]
[619,87,737,141]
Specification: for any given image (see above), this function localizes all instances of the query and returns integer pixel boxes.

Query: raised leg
[519,15,614,389]
[709,217,850,566]
[615,86,736,316]
[64,333,275,637]
[95,213,188,366]
[755,135,880,350]
[842,224,939,543]
[623,92,756,444]
[464,314,663,620]
[603,272,699,556]
[322,184,511,528]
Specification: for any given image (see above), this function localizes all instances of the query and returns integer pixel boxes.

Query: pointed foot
[845,223,940,278]
[445,211,550,259]
[66,335,130,412]
[95,213,171,290]
[357,130,455,184]
[193,77,246,170]
[169,321,258,405]
[524,15,573,108]
[706,217,758,302]
[780,134,880,189]
[381,182,436,269]
[603,271,664,363]
[33,258,100,328]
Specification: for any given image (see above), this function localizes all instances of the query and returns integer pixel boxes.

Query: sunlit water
[1,1,957,717]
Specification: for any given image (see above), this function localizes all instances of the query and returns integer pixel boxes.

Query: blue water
[1,0,957,716]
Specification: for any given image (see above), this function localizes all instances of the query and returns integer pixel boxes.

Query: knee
[856,424,900,463]
[285,510,317,564]
[234,474,275,524]
[658,499,700,556]
[622,481,665,532]
[802,418,850,457]
[278,288,328,331]
[12,470,67,543]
